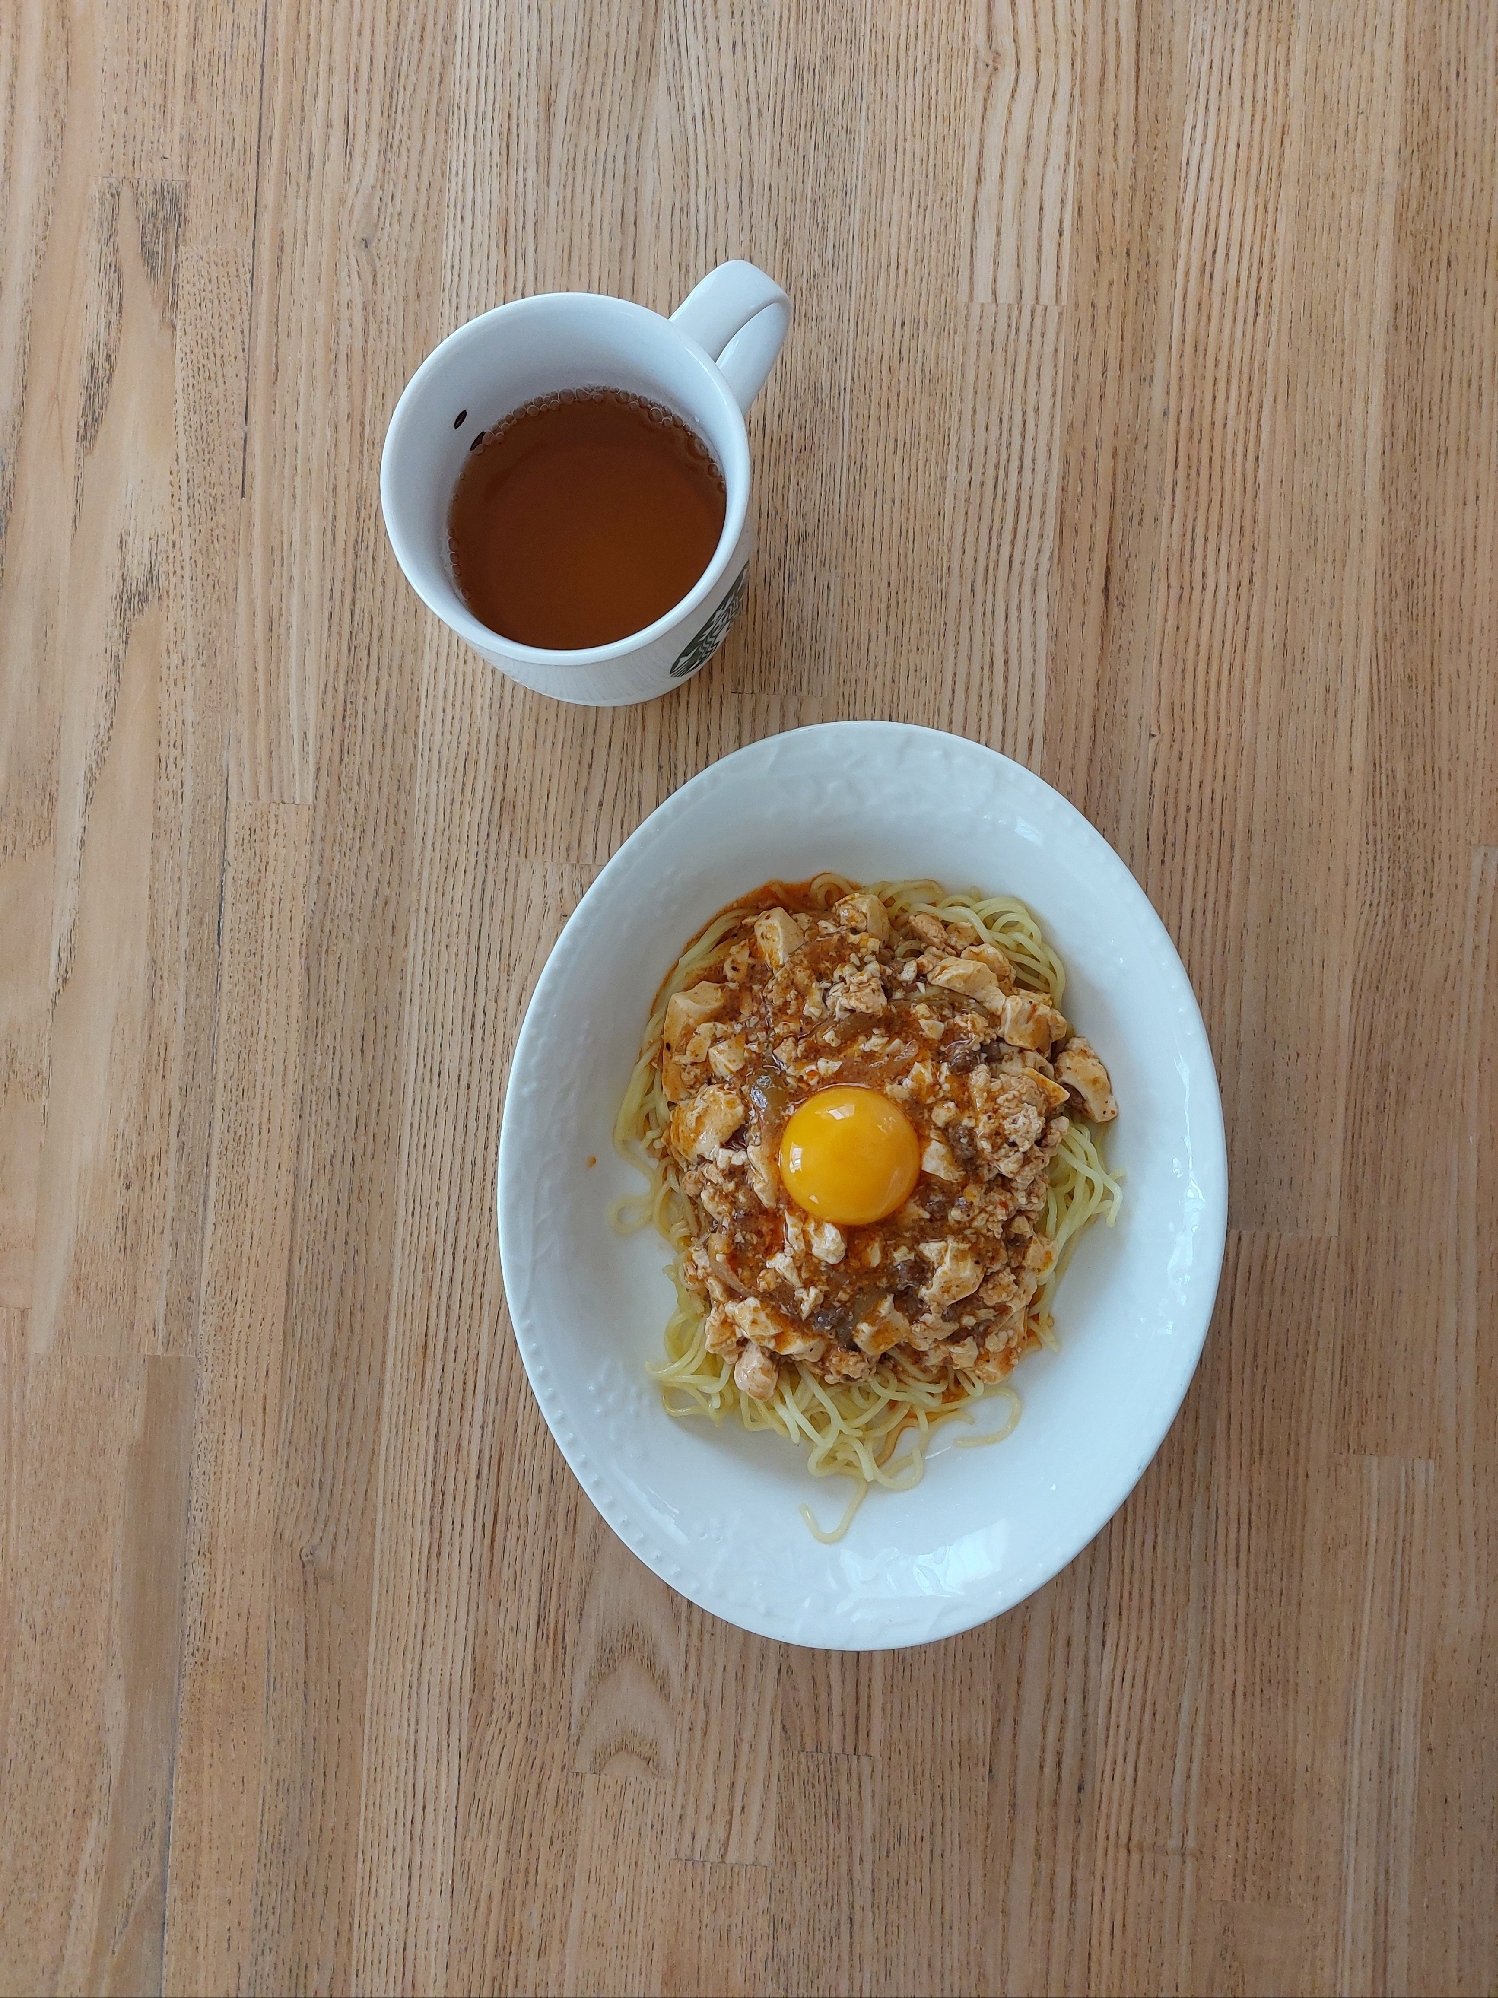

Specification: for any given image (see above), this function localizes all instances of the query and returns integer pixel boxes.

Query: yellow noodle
[801,1484,868,1543]
[952,1384,1023,1449]
[613,880,1122,1539]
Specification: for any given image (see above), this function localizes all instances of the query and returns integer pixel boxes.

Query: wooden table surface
[3,2,1496,1993]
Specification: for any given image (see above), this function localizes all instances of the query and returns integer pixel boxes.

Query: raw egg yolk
[778,1087,922,1226]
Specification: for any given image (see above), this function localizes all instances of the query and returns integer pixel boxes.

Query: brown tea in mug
[447,388,727,649]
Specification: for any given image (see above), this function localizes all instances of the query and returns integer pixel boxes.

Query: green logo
[669,567,749,679]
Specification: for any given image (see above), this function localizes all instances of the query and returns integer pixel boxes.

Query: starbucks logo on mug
[670,567,749,679]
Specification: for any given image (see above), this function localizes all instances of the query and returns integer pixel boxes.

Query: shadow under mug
[380,260,790,707]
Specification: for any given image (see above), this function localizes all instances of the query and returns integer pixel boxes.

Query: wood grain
[2,1,1496,1992]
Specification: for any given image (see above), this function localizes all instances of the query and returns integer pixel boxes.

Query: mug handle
[671,260,791,413]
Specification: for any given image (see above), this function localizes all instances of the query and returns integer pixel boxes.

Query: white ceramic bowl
[497,723,1227,1649]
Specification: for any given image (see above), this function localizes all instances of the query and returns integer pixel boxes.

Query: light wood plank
[873,1629,997,1996]
[981,1559,1106,1995]
[561,1775,675,1997]
[1337,0,1498,1463]
[1412,846,1498,1996]
[0,1354,190,1994]
[768,1749,882,1998]
[944,302,1067,762]
[1304,1456,1434,1998]
[1201,1235,1334,1916]
[670,1622,780,1866]
[0,8,224,1984]
[658,1860,773,1998]
[966,0,1078,308]
[163,804,312,1997]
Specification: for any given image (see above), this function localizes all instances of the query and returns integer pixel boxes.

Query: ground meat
[651,881,1116,1391]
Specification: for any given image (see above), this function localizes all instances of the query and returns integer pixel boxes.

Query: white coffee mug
[380,260,790,706]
